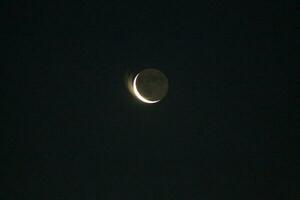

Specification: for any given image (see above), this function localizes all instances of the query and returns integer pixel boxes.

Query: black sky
[2,1,297,199]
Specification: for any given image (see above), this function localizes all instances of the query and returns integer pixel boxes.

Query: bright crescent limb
[133,74,160,104]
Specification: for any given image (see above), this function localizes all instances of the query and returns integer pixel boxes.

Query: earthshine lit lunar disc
[132,68,168,104]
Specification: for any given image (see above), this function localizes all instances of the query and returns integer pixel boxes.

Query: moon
[132,68,168,104]
[133,74,159,104]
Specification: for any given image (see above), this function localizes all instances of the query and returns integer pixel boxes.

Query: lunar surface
[132,68,168,103]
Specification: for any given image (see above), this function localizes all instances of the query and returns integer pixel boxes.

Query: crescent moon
[133,74,160,104]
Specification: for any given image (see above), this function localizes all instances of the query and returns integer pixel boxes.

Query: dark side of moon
[136,69,168,101]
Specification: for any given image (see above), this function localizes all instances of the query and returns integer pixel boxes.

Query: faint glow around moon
[133,74,160,104]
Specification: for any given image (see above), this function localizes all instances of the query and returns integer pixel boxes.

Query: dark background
[1,1,297,199]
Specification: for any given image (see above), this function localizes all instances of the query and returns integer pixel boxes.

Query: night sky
[2,1,297,199]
